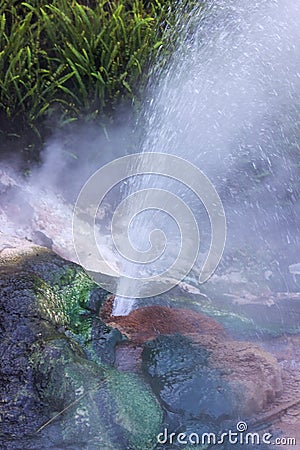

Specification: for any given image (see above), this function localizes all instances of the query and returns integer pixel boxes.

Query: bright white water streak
[112,0,300,315]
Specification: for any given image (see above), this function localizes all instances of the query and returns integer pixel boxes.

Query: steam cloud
[1,0,300,295]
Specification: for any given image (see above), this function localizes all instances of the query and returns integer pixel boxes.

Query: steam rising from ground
[0,120,132,265]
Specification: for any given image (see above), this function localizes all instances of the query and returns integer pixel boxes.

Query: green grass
[0,0,175,135]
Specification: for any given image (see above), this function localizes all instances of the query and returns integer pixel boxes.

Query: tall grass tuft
[0,0,175,133]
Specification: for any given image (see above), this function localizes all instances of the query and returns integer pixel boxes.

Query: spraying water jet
[109,0,300,315]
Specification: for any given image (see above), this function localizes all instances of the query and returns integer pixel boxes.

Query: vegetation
[0,0,176,147]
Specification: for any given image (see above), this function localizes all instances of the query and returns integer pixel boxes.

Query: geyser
[112,0,300,315]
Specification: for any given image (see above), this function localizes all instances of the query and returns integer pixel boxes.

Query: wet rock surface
[191,334,283,414]
[141,333,283,418]
[254,335,300,449]
[0,235,162,449]
[142,334,234,422]
[101,300,284,449]
[197,250,300,338]
[141,333,280,450]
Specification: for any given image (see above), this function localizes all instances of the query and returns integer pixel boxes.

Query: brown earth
[100,300,226,344]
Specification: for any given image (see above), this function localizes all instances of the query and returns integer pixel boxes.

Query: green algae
[25,254,98,343]
[105,370,163,450]
[30,338,162,449]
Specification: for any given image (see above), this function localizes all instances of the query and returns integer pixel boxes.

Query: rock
[32,230,54,249]
[190,334,283,415]
[103,299,283,440]
[142,334,234,447]
[102,296,283,416]
[176,265,300,338]
[288,263,300,275]
[89,319,125,365]
[0,235,162,449]
[31,339,162,450]
[142,334,235,421]
[142,333,283,449]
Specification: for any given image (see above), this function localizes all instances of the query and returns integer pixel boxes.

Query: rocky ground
[1,232,300,448]
[0,234,162,450]
[101,298,300,449]
[2,166,300,449]
[254,335,300,449]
